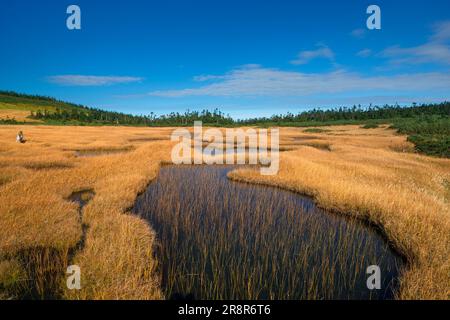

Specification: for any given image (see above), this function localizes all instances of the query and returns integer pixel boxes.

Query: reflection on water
[133,165,403,300]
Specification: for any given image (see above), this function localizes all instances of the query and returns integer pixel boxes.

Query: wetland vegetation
[0,117,448,300]
[133,165,403,300]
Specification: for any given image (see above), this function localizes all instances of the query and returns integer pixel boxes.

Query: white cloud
[350,28,366,39]
[381,43,450,65]
[193,74,227,82]
[379,20,450,65]
[357,49,372,58]
[47,75,143,86]
[290,44,335,65]
[147,65,450,98]
[430,21,450,43]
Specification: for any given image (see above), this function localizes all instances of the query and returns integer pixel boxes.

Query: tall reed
[133,165,402,300]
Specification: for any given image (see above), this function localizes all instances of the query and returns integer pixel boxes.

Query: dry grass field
[0,124,449,299]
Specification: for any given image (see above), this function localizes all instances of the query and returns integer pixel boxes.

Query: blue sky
[1,0,450,118]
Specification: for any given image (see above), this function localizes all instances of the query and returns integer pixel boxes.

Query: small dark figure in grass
[16,131,25,143]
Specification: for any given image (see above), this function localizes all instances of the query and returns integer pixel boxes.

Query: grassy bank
[228,125,450,299]
[0,126,173,299]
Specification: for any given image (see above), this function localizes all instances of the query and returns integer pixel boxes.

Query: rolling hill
[0,91,91,124]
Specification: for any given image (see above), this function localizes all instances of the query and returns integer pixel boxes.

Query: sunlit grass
[0,124,448,299]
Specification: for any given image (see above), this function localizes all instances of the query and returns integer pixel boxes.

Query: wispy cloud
[193,74,227,82]
[380,43,450,65]
[357,48,372,58]
[147,64,450,98]
[290,44,335,65]
[350,28,366,39]
[430,21,450,42]
[47,75,143,86]
[379,20,450,66]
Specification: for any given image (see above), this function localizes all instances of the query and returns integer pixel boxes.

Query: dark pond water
[68,189,95,252]
[133,165,403,300]
[68,189,95,211]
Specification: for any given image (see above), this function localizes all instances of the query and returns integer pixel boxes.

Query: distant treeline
[0,90,70,104]
[1,90,449,126]
[0,90,233,125]
[0,90,91,110]
[30,108,235,126]
[29,101,450,126]
[238,102,450,124]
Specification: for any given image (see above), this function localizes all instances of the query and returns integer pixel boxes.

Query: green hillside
[0,91,86,110]
[0,91,233,126]
[0,91,152,125]
[0,91,91,124]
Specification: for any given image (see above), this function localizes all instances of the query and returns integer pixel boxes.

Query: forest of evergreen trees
[29,100,450,126]
[29,108,235,126]
[238,102,450,125]
[1,91,448,126]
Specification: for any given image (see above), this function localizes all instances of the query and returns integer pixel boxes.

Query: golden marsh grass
[0,124,449,299]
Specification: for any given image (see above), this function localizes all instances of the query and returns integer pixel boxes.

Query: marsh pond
[133,165,403,300]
